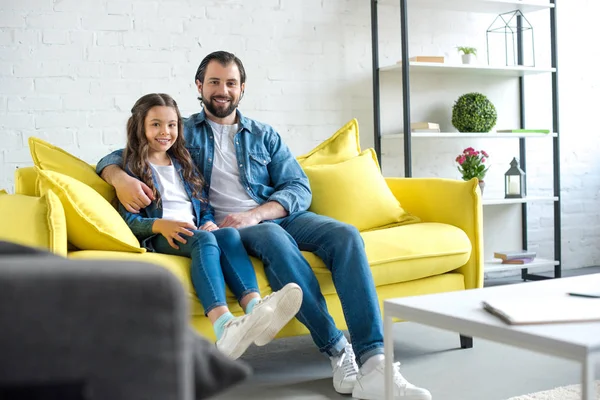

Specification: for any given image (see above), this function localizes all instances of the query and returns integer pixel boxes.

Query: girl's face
[144,106,179,156]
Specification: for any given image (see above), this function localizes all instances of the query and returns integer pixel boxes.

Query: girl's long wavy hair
[123,93,205,205]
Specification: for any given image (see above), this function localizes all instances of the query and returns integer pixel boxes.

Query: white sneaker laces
[259,292,273,304]
[337,345,358,377]
[392,362,410,387]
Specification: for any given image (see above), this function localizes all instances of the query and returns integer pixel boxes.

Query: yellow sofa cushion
[297,118,361,167]
[69,221,471,314]
[307,222,472,295]
[36,169,144,253]
[68,250,271,316]
[29,137,115,202]
[303,148,419,231]
[0,190,68,256]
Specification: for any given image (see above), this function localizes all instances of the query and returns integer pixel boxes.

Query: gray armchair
[0,242,250,400]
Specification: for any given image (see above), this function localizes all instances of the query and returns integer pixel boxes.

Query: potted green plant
[451,92,497,133]
[457,46,477,64]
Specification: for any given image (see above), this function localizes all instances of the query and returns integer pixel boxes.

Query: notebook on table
[482,295,600,325]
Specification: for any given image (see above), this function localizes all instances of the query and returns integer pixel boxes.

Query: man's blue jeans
[238,211,384,367]
[152,227,259,315]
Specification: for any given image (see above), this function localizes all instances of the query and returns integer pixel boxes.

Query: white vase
[462,54,476,64]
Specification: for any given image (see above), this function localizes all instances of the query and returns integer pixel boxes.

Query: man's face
[196,60,245,119]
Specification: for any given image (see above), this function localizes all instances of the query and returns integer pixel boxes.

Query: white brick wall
[0,0,598,273]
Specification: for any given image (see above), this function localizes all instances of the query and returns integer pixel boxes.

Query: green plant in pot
[452,92,497,133]
[457,46,477,64]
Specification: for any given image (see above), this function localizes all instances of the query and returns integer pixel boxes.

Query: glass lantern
[504,157,526,199]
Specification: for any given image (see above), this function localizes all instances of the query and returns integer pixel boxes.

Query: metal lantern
[504,157,526,199]
[486,10,535,67]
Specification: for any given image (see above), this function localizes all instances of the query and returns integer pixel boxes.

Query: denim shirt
[118,157,215,250]
[97,109,312,215]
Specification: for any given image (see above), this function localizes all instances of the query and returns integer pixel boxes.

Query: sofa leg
[460,334,473,349]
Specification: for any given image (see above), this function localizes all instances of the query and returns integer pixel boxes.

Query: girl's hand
[199,221,219,232]
[152,219,196,250]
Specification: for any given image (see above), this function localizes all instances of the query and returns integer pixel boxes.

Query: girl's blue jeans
[152,227,259,315]
[237,211,385,368]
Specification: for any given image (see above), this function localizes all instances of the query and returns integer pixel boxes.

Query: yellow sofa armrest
[15,167,39,196]
[385,177,483,290]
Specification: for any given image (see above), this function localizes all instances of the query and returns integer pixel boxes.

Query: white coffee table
[383,274,600,400]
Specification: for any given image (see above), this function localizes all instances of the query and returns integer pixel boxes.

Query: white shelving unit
[382,132,557,139]
[380,62,556,77]
[482,196,558,206]
[484,258,559,273]
[404,0,554,14]
[371,0,561,280]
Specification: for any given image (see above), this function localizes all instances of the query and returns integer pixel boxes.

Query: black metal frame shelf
[370,0,561,280]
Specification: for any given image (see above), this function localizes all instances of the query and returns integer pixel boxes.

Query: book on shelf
[496,129,550,134]
[482,296,600,325]
[501,257,535,265]
[407,56,445,63]
[493,250,537,261]
[411,122,440,131]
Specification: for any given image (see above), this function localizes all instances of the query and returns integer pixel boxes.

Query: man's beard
[203,95,239,118]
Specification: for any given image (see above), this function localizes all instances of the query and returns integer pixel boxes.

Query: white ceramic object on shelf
[462,53,476,64]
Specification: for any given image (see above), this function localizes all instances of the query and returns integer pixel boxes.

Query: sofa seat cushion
[68,250,272,317]
[68,222,470,315]
[305,222,471,296]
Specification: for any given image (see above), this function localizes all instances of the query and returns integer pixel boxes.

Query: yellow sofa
[2,119,483,342]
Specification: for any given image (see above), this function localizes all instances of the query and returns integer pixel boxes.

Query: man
[96,51,432,400]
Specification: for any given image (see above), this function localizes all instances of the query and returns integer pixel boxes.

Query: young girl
[119,93,302,359]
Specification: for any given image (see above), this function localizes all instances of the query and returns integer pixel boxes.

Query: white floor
[214,268,600,400]
[213,320,599,400]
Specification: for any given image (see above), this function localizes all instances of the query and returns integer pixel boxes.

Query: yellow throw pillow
[303,149,420,231]
[0,190,68,256]
[36,168,144,253]
[29,137,115,202]
[297,119,361,167]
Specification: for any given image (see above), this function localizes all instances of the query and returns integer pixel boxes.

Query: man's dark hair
[194,51,246,84]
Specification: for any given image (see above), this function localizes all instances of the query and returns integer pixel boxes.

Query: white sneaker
[352,361,432,400]
[253,283,303,346]
[216,306,273,360]
[330,343,358,394]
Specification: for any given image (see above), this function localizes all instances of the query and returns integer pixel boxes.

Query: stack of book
[411,122,440,133]
[493,250,537,264]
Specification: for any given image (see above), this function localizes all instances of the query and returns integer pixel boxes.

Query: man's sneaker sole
[352,388,431,400]
[217,310,272,360]
[333,381,355,394]
[254,283,303,346]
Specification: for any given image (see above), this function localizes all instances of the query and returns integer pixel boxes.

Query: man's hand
[152,219,196,250]
[199,221,219,232]
[113,171,155,213]
[219,211,261,229]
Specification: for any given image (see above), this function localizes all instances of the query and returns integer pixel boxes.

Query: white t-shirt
[206,119,259,225]
[150,162,196,227]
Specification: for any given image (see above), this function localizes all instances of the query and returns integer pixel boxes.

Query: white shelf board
[482,196,559,205]
[381,132,557,139]
[406,0,554,14]
[485,258,559,273]
[380,62,555,77]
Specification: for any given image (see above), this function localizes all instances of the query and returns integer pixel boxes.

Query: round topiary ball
[451,92,497,133]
